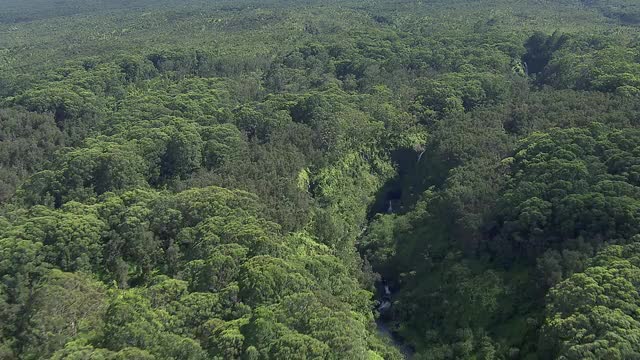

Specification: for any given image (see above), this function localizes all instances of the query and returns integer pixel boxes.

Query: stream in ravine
[366,148,429,359]
[375,280,415,359]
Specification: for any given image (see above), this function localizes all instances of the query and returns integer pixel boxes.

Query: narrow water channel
[365,148,427,359]
[375,280,414,359]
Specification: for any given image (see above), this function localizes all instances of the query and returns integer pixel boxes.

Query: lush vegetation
[4,0,640,359]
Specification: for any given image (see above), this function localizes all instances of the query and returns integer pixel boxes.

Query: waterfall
[375,278,414,358]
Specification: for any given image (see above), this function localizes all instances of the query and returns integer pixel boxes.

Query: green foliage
[21,270,107,360]
[494,126,640,261]
[0,108,64,202]
[541,242,640,359]
[5,0,640,359]
[413,71,510,122]
[0,185,398,358]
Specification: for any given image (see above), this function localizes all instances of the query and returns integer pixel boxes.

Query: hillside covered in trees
[4,0,640,359]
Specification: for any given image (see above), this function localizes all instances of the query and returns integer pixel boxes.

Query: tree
[0,108,64,202]
[541,242,640,359]
[21,270,107,360]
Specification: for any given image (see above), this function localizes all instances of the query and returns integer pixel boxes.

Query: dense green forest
[4,0,640,359]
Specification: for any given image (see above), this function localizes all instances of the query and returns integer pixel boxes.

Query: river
[375,280,415,359]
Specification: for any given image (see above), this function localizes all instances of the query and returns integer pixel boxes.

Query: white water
[375,281,414,359]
